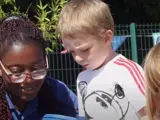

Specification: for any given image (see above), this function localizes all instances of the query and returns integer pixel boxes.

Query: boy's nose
[75,55,84,64]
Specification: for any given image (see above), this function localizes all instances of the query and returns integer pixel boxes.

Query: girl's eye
[10,68,23,74]
[11,71,21,74]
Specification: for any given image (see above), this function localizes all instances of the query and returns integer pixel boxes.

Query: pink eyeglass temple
[60,39,68,54]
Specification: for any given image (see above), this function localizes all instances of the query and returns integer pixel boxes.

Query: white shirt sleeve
[121,65,146,112]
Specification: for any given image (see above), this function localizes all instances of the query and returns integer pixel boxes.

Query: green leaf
[45,18,50,22]
[45,47,54,54]
[42,4,48,10]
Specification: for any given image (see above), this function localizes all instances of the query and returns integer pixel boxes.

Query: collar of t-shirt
[5,92,38,120]
[91,54,122,74]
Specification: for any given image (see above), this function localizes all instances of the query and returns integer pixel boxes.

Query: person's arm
[65,85,79,116]
[138,107,148,120]
[55,80,78,117]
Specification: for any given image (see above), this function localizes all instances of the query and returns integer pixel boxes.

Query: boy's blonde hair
[57,0,114,39]
[144,43,160,120]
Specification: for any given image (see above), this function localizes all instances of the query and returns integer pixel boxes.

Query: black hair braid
[0,77,12,120]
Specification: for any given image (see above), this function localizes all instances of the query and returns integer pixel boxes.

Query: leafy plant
[0,0,19,18]
[35,0,68,53]
[0,0,68,53]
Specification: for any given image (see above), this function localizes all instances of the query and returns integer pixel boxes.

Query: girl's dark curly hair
[0,15,47,58]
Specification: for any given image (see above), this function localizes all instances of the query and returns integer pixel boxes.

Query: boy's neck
[95,50,118,70]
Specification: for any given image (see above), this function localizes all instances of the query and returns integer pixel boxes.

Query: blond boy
[57,0,147,119]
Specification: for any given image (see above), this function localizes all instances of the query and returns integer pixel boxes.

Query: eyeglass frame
[0,56,49,83]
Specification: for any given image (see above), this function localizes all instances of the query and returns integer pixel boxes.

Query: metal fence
[47,23,160,92]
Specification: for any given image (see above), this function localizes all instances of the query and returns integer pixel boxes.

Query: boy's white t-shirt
[77,54,146,120]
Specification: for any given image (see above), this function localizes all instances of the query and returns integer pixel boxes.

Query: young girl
[144,42,160,120]
[0,15,78,120]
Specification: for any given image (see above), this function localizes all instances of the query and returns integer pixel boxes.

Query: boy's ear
[104,29,113,46]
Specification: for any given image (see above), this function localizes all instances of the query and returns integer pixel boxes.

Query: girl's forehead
[7,42,42,54]
[2,43,44,64]
[12,42,24,54]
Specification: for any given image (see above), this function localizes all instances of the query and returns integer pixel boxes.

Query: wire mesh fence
[47,48,82,93]
[47,23,160,92]
[136,24,160,65]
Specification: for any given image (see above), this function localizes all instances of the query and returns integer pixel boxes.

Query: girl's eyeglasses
[0,58,49,83]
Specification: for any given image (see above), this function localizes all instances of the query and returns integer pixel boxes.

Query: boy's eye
[155,110,160,119]
[70,50,75,54]
[82,48,89,52]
